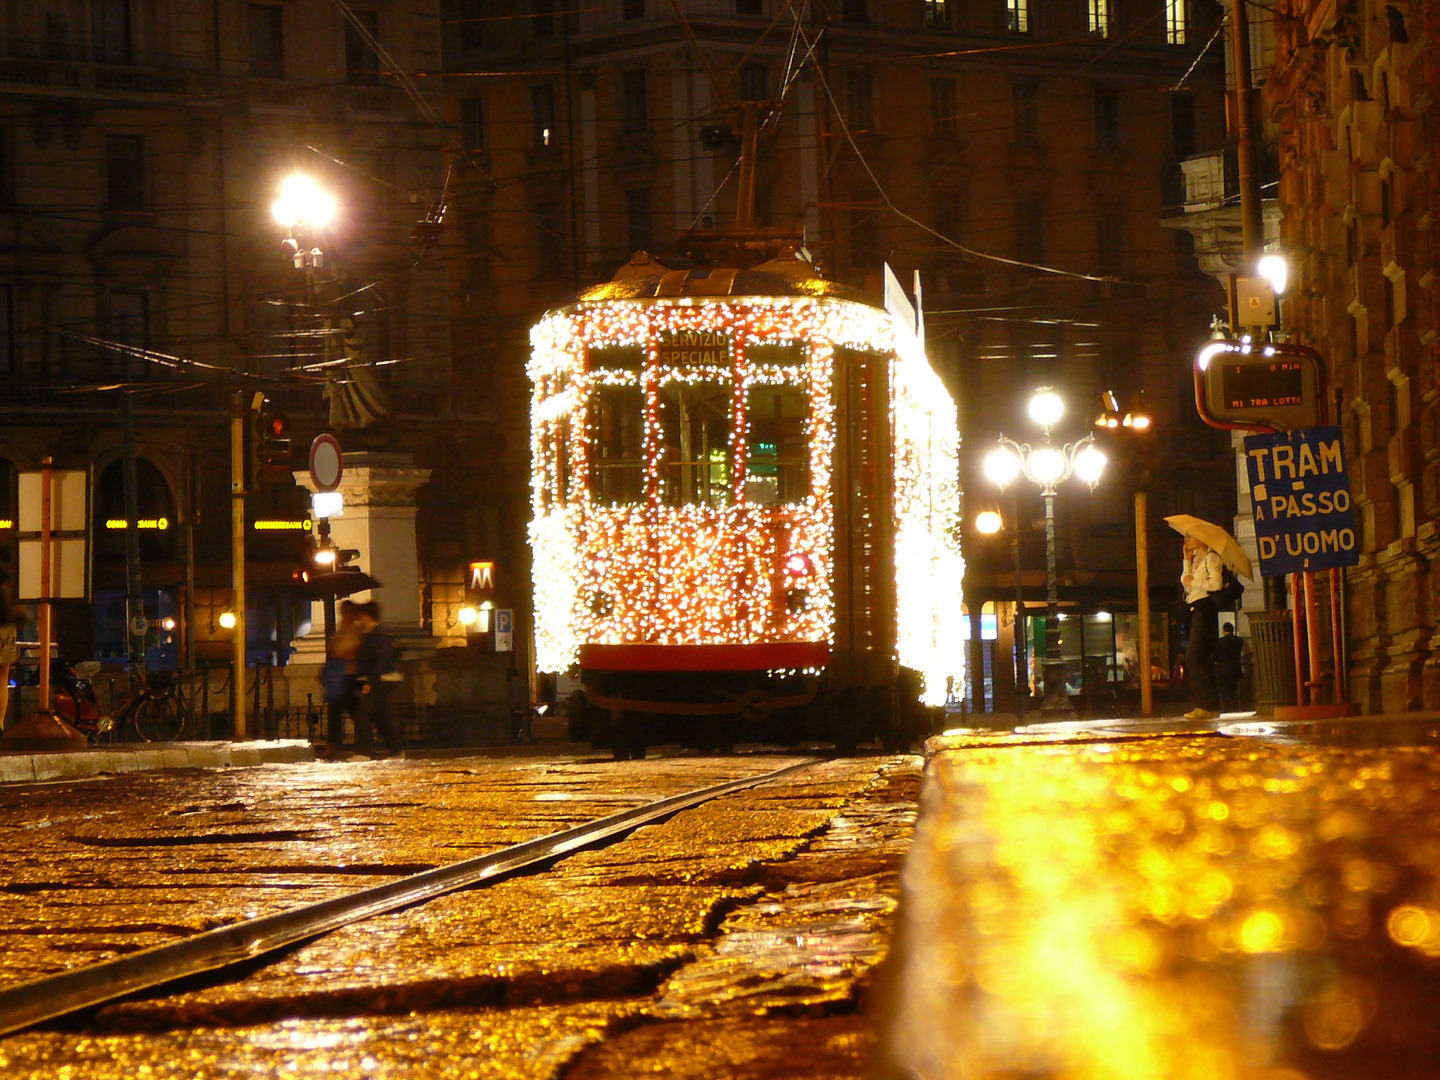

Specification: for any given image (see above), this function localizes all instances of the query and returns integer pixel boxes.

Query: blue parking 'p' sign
[1243,425,1359,576]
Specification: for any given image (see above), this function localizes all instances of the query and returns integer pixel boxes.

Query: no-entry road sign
[1243,425,1359,576]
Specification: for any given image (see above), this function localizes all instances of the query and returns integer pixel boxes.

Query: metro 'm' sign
[469,561,495,591]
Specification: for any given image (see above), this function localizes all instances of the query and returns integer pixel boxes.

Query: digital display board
[1222,361,1304,410]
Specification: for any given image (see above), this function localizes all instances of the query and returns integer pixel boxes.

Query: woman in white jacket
[1181,535,1223,720]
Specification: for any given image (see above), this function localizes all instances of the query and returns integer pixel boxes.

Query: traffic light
[262,411,292,483]
[245,401,295,490]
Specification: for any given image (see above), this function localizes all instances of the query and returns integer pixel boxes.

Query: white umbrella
[1164,514,1254,580]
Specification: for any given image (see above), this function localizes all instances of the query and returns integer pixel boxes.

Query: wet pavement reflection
[874,722,1440,1080]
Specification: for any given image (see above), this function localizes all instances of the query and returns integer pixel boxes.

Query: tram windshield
[589,384,644,505]
[744,386,809,504]
[658,381,732,507]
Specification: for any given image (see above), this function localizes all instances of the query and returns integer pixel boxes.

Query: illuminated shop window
[1165,0,1186,44]
[745,386,809,505]
[589,384,644,505]
[659,381,732,507]
[1088,0,1110,36]
[1007,0,1028,34]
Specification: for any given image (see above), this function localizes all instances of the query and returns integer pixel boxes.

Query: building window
[533,0,555,36]
[1171,93,1196,157]
[932,78,957,140]
[109,290,149,379]
[461,96,485,153]
[851,208,879,267]
[659,382,733,508]
[45,12,69,60]
[248,5,284,78]
[847,70,874,130]
[1012,82,1039,145]
[91,0,131,64]
[626,188,653,251]
[466,213,492,289]
[0,285,13,375]
[1088,0,1110,35]
[536,202,564,276]
[1007,0,1029,33]
[739,62,767,103]
[453,0,485,53]
[842,0,869,23]
[736,0,764,12]
[622,0,645,18]
[1015,198,1044,263]
[1094,90,1120,149]
[1165,0,1186,45]
[622,69,648,133]
[925,0,949,28]
[344,9,380,84]
[1097,211,1123,275]
[105,135,144,212]
[532,84,557,148]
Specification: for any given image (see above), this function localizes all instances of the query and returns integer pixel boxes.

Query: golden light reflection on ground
[874,735,1440,1079]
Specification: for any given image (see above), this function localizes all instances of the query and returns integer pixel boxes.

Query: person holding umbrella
[1165,515,1253,723]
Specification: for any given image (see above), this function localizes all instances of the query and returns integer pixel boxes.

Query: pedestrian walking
[1181,534,1223,720]
[320,599,363,758]
[507,665,529,744]
[352,601,404,758]
[0,572,21,733]
[1214,622,1244,712]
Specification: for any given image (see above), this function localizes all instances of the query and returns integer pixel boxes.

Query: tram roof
[567,252,877,307]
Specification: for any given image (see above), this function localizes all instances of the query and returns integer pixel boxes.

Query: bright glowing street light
[217,611,237,630]
[1073,445,1107,486]
[975,510,1003,535]
[272,174,337,231]
[458,605,478,627]
[1027,387,1065,431]
[1028,448,1066,486]
[985,389,1104,717]
[984,446,1021,487]
[1258,253,1288,296]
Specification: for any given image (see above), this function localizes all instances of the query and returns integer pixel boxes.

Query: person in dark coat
[352,601,403,758]
[1214,622,1245,713]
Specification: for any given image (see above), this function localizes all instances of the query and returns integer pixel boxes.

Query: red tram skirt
[579,642,830,672]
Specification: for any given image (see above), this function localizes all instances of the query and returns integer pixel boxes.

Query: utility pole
[1229,0,1285,612]
[1230,0,1264,274]
[121,394,144,673]
[1135,491,1153,717]
[231,391,258,740]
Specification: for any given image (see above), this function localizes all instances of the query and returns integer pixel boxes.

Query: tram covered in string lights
[527,249,963,756]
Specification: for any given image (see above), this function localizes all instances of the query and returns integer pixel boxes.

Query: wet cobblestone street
[0,752,919,1078]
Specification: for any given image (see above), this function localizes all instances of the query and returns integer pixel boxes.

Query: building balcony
[1163,145,1282,282]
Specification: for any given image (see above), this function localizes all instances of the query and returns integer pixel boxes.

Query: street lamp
[985,388,1106,716]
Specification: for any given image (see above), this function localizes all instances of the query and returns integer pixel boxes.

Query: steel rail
[0,757,819,1038]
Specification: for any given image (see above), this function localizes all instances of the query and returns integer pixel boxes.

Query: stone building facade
[0,0,519,734]
[445,0,1237,709]
[1266,0,1440,712]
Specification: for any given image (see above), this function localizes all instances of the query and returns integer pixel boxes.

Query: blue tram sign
[1243,426,1359,576]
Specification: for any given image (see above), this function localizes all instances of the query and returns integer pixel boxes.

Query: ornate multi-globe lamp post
[983,388,1106,716]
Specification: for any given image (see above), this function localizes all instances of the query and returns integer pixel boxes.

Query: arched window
[96,458,175,562]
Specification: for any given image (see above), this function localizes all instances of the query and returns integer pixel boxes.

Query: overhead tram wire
[793,21,1112,284]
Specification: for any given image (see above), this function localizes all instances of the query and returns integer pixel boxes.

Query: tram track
[0,757,821,1039]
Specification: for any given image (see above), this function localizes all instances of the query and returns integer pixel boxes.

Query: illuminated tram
[528,248,963,756]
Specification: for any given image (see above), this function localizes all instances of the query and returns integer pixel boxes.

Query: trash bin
[1247,610,1297,714]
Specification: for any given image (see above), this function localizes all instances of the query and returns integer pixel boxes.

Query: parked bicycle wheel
[129,693,183,743]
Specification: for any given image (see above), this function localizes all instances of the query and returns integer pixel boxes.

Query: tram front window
[590,385,644,505]
[659,381,732,507]
[745,386,809,504]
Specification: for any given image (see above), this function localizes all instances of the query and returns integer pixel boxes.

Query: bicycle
[110,669,187,742]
